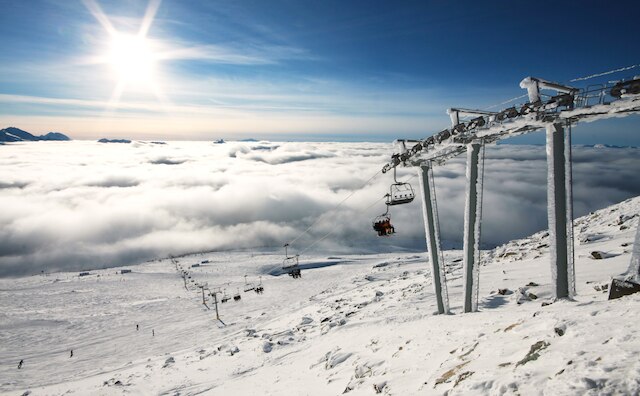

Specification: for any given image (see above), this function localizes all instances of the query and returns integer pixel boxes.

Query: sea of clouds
[0,140,638,276]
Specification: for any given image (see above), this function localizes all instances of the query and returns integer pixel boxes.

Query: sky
[0,0,639,142]
[1,141,638,276]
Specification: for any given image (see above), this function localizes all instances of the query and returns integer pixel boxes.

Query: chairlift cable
[298,193,386,255]
[298,174,416,255]
[484,94,529,110]
[286,169,382,247]
[569,63,640,82]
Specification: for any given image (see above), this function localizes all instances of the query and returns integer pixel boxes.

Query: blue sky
[0,0,639,142]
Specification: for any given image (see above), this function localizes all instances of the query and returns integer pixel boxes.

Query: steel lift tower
[383,75,640,313]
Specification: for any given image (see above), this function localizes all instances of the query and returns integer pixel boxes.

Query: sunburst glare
[82,0,164,105]
[108,33,156,84]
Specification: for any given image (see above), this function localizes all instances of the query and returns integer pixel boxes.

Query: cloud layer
[0,141,638,276]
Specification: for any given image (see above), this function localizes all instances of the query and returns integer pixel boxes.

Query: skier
[70,350,73,358]
[136,324,139,331]
[152,329,155,337]
[18,359,23,369]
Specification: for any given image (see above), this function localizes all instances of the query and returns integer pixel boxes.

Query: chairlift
[243,275,255,292]
[233,288,241,302]
[221,288,230,303]
[283,244,302,278]
[386,167,415,206]
[372,205,395,237]
[255,276,264,294]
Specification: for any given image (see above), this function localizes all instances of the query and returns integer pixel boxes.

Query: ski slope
[0,197,638,395]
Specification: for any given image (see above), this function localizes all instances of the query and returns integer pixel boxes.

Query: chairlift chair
[386,167,415,206]
[282,244,302,278]
[243,275,255,292]
[255,276,264,294]
[221,288,230,303]
[283,256,301,278]
[233,288,241,302]
[282,255,298,269]
[289,268,302,278]
[372,205,395,237]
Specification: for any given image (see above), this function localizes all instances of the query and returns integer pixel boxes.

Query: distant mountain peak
[0,127,71,142]
[42,132,71,141]
[98,138,131,144]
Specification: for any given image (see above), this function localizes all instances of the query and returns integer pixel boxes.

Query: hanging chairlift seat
[386,167,415,206]
[386,183,415,206]
[373,214,395,237]
[282,254,302,278]
[243,275,255,292]
[255,277,264,294]
[282,256,298,269]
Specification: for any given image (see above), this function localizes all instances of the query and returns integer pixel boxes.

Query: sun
[108,33,156,84]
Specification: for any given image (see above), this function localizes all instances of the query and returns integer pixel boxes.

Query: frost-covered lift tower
[417,160,449,314]
[520,77,579,299]
[447,108,496,312]
[383,74,640,313]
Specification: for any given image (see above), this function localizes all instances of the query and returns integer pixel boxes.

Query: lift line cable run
[285,169,382,248]
[569,63,640,82]
[297,174,417,256]
[484,94,530,110]
[298,195,383,255]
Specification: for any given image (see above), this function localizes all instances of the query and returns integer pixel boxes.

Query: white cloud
[0,141,638,276]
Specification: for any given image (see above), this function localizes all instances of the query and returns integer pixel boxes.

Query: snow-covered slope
[0,197,638,395]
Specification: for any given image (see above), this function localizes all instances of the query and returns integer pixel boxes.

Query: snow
[0,196,638,395]
[519,77,540,103]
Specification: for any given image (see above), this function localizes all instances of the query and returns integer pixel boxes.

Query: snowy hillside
[0,197,638,395]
